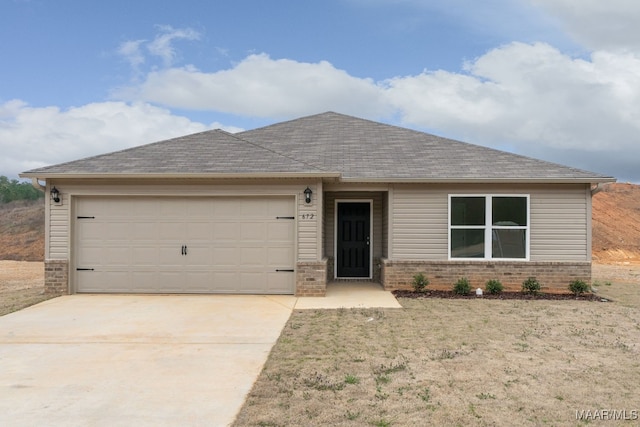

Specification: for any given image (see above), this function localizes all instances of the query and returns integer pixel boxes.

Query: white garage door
[74,196,296,294]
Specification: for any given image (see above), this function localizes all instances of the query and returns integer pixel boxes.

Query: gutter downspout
[31,178,46,192]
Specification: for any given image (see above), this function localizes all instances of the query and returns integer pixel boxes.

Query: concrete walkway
[0,287,400,426]
[295,282,402,309]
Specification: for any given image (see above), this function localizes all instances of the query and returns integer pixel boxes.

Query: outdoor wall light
[50,186,60,203]
[304,187,313,204]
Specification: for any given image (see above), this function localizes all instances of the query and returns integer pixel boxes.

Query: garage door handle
[76,268,94,271]
[276,269,294,272]
[181,245,188,255]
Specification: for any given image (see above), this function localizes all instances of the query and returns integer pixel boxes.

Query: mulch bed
[392,290,610,302]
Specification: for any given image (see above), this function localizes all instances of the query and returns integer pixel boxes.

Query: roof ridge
[223,130,331,173]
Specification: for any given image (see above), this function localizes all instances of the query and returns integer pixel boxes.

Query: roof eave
[19,171,342,180]
[19,172,616,185]
[338,176,617,184]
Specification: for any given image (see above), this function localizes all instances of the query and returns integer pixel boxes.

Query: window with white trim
[449,195,529,260]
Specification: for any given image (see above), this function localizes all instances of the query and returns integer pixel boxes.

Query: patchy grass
[0,288,54,316]
[0,261,55,316]
[234,279,640,426]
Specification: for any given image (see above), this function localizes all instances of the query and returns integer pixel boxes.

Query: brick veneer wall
[44,259,69,295]
[296,259,328,296]
[381,259,591,293]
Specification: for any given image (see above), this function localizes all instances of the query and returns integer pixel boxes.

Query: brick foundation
[381,259,591,293]
[44,259,69,295]
[296,259,328,296]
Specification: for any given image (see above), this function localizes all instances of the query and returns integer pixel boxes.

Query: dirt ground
[233,263,640,427]
[0,261,53,316]
[0,200,44,262]
[592,183,640,263]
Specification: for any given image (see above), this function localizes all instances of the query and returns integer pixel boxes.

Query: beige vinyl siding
[46,179,320,263]
[381,192,389,258]
[297,182,319,261]
[529,186,588,261]
[391,186,448,260]
[48,189,70,260]
[390,184,590,262]
[324,191,384,259]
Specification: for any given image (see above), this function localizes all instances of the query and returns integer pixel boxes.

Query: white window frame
[448,194,530,261]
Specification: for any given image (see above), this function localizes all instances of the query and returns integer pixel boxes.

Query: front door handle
[366,236,370,246]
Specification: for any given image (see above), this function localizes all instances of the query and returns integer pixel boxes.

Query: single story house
[20,112,615,296]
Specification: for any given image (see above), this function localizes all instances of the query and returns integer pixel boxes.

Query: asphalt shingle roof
[21,112,614,183]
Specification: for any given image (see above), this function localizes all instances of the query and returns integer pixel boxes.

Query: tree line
[0,176,44,203]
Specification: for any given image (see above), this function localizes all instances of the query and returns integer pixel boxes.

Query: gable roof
[20,128,337,179]
[21,112,614,183]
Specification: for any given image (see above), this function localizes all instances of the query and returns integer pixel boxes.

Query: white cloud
[146,25,200,67]
[117,26,201,74]
[386,42,640,180]
[0,100,240,179]
[108,39,640,180]
[531,0,640,52]
[7,16,640,183]
[115,53,390,119]
[117,39,146,73]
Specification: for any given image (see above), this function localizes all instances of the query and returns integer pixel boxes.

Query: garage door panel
[185,246,211,267]
[159,222,187,240]
[75,196,295,294]
[210,272,241,292]
[130,271,160,292]
[76,247,103,266]
[239,272,265,292]
[212,222,240,240]
[241,222,266,240]
[135,247,164,266]
[106,222,131,239]
[78,222,107,240]
[268,222,294,240]
[266,272,294,293]
[212,247,239,266]
[78,271,129,293]
[268,247,294,265]
[185,271,214,292]
[130,222,158,240]
[104,247,132,265]
[186,222,214,240]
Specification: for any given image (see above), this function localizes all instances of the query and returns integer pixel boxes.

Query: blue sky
[2,0,640,182]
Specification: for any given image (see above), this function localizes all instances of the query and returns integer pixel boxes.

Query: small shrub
[569,280,589,296]
[412,273,430,292]
[485,279,504,294]
[453,277,471,295]
[522,277,541,294]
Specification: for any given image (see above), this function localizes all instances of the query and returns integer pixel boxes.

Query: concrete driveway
[0,295,296,427]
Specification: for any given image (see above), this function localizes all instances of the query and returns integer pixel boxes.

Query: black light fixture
[50,186,60,203]
[304,187,313,204]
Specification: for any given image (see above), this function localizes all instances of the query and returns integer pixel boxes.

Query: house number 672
[301,213,315,220]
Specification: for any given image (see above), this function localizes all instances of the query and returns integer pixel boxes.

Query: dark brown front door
[337,202,370,278]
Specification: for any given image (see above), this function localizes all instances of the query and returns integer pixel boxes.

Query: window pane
[451,229,485,258]
[492,197,527,226]
[492,229,526,258]
[451,197,485,226]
